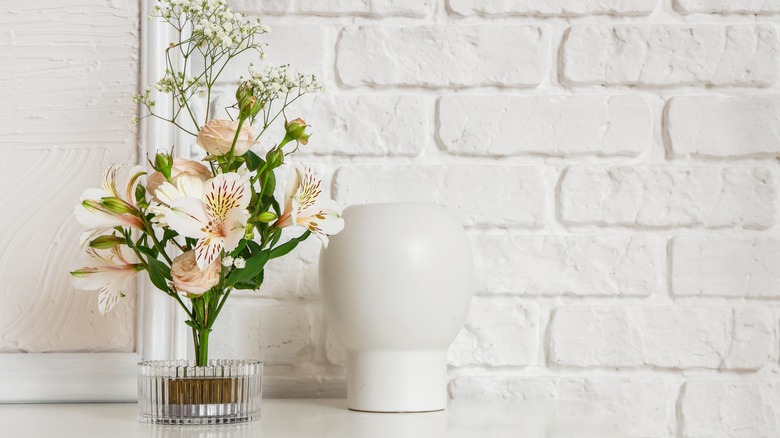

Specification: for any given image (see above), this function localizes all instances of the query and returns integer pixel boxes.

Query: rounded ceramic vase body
[319,202,474,412]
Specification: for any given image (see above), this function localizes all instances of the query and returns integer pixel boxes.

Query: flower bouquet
[69,0,343,424]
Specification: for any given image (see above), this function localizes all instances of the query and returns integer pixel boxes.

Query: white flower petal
[222,208,249,252]
[98,286,124,315]
[166,197,210,239]
[195,236,224,270]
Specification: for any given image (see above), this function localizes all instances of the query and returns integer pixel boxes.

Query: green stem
[207,288,232,330]
[224,116,246,169]
[196,329,209,367]
[192,326,199,363]
[170,291,196,321]
[141,113,197,137]
[142,217,173,265]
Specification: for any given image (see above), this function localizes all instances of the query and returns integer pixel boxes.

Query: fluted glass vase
[138,359,263,425]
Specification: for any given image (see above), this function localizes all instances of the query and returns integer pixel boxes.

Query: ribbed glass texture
[138,359,263,425]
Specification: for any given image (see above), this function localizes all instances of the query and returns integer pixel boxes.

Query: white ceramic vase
[319,202,474,412]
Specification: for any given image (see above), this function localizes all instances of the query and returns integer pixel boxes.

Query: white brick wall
[193,1,780,436]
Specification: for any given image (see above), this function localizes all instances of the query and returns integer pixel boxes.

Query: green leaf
[230,239,249,258]
[234,268,265,291]
[246,239,262,255]
[269,230,311,260]
[224,251,270,289]
[268,228,282,248]
[136,244,159,258]
[135,184,147,204]
[244,151,264,171]
[262,171,276,196]
[162,228,179,242]
[146,256,172,292]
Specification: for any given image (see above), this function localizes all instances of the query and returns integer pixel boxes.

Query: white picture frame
[0,1,189,403]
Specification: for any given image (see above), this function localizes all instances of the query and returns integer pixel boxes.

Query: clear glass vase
[138,359,263,425]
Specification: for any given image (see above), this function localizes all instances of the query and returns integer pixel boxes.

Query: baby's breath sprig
[135,0,271,133]
[237,64,323,139]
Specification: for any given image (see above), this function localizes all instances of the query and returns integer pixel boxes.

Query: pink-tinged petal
[166,197,210,239]
[74,202,126,229]
[71,246,141,314]
[72,268,123,290]
[195,236,224,270]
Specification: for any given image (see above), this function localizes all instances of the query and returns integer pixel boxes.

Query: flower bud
[100,197,136,214]
[243,223,255,240]
[265,148,284,169]
[256,211,277,223]
[236,83,262,119]
[152,150,174,182]
[284,118,310,145]
[89,235,127,250]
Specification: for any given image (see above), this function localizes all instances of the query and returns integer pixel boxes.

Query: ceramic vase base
[347,350,448,413]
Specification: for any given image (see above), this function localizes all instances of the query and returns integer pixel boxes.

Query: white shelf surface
[0,398,629,437]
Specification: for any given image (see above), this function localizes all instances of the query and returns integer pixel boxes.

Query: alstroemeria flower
[74,165,146,245]
[70,245,142,315]
[275,165,344,246]
[153,172,251,270]
[148,175,207,228]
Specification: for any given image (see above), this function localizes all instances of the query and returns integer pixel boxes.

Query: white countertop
[0,398,629,437]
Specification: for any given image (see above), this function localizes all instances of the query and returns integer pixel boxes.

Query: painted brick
[448,298,538,367]
[548,307,774,370]
[298,95,431,156]
[668,95,780,157]
[681,381,780,438]
[337,25,549,87]
[675,0,780,14]
[450,376,678,438]
[448,0,658,16]
[194,24,332,86]
[233,0,434,16]
[562,25,779,86]
[471,234,665,296]
[672,236,780,298]
[334,165,552,227]
[559,166,777,228]
[324,326,346,367]
[209,298,314,366]
[438,95,652,156]
[256,235,321,297]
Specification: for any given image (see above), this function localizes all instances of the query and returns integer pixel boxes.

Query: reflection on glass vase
[138,359,263,425]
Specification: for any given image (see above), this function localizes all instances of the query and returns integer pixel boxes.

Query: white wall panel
[0,1,139,353]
